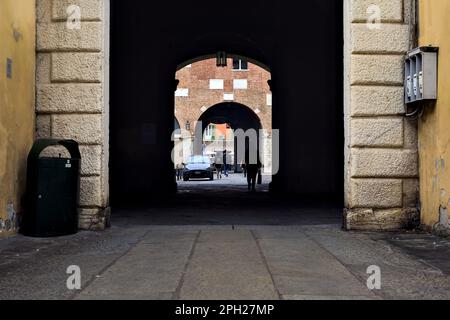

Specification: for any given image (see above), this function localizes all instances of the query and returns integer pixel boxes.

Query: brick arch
[196,102,263,133]
[195,102,265,170]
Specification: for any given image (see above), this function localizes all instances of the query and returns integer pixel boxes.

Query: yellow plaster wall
[418,0,450,226]
[0,0,36,235]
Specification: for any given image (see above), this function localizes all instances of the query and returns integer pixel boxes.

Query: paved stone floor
[1,174,450,300]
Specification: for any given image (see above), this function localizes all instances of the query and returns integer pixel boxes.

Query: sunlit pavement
[1,174,450,300]
[177,172,272,188]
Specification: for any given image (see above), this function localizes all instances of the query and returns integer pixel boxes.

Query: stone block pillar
[36,0,110,230]
[344,0,419,230]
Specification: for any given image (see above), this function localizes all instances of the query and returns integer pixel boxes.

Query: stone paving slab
[255,230,376,299]
[303,228,450,300]
[76,231,198,300]
[179,230,279,300]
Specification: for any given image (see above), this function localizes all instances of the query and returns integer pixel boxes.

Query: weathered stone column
[36,0,110,230]
[344,0,419,230]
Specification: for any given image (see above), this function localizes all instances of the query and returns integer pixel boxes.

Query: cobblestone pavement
[1,175,450,300]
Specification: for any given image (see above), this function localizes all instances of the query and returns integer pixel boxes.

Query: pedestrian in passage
[223,149,229,177]
[245,145,261,192]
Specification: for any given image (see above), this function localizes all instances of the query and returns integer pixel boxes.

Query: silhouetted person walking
[223,149,229,177]
[175,163,184,181]
[242,161,247,178]
[245,145,261,192]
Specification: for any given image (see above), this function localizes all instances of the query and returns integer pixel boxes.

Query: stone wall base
[0,221,17,238]
[421,224,450,238]
[0,213,18,237]
[432,226,450,238]
[344,208,420,231]
[79,207,111,231]
[1,207,110,235]
[0,230,16,239]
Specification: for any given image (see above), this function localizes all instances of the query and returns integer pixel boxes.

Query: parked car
[183,156,214,181]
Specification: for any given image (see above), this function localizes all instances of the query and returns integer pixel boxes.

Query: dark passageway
[112,188,342,227]
[110,0,343,211]
[112,173,341,227]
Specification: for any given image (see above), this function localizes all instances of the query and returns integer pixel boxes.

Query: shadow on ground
[112,175,342,227]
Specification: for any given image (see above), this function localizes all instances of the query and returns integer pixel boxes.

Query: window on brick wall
[224,93,234,101]
[175,88,189,97]
[233,79,248,90]
[210,79,224,89]
[266,94,272,106]
[204,124,216,141]
[233,58,248,71]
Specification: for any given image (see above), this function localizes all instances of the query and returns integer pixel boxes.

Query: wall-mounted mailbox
[405,46,438,104]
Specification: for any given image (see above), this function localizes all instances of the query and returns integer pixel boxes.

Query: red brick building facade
[174,58,272,165]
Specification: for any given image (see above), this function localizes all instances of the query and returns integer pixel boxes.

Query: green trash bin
[22,139,81,237]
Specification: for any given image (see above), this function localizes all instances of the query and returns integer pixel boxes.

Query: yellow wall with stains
[0,0,36,235]
[418,0,450,227]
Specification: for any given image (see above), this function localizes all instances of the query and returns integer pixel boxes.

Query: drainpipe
[409,0,419,50]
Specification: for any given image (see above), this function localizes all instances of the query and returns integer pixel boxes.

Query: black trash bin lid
[28,139,81,164]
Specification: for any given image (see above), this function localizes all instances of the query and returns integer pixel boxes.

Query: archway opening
[109,0,344,225]
[173,57,273,193]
